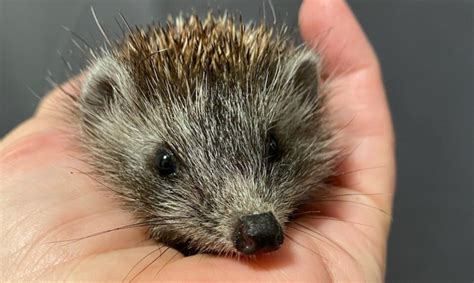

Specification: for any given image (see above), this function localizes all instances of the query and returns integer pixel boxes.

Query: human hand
[0,0,395,281]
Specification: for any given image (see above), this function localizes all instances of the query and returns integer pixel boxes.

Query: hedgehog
[72,13,338,256]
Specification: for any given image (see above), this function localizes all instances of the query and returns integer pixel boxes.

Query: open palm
[0,1,394,281]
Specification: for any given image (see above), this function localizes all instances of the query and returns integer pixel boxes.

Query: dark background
[0,0,472,281]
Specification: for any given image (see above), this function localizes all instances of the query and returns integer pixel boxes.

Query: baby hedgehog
[74,13,337,256]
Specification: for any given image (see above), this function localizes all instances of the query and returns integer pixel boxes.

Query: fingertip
[0,76,83,152]
[35,74,83,118]
[298,0,379,75]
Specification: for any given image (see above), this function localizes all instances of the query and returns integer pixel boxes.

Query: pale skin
[0,0,395,281]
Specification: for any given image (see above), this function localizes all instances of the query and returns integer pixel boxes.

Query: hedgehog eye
[154,148,177,176]
[267,133,280,162]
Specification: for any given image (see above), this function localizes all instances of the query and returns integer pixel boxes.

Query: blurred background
[0,0,472,281]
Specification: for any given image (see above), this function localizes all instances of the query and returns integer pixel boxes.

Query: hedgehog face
[77,16,336,256]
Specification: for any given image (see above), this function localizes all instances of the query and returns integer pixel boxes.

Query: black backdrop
[1,1,472,281]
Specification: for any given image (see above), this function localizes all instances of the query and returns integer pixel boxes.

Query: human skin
[0,0,395,281]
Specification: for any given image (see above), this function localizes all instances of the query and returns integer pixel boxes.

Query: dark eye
[267,133,280,162]
[154,148,177,176]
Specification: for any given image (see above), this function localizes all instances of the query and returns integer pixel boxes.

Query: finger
[0,76,82,153]
[299,0,392,138]
[35,74,83,118]
[299,0,379,77]
[299,0,395,224]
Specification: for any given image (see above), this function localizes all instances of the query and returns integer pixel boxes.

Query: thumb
[0,76,83,153]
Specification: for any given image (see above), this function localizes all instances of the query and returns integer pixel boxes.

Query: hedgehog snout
[233,212,284,255]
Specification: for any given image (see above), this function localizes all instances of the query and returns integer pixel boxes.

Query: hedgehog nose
[233,212,284,255]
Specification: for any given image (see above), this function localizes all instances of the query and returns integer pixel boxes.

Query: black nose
[233,212,284,255]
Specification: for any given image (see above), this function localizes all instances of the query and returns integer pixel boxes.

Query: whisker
[292,223,344,252]
[287,224,338,251]
[312,199,390,216]
[45,220,186,245]
[332,141,363,171]
[153,250,180,279]
[298,215,374,228]
[123,245,164,282]
[284,233,323,259]
[290,210,321,217]
[129,246,171,282]
[319,192,391,200]
[45,222,154,244]
[66,167,124,196]
[331,166,386,179]
[291,222,358,263]
[331,113,357,139]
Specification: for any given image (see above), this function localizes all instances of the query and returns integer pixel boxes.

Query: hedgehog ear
[82,76,117,111]
[81,57,133,112]
[288,52,321,99]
